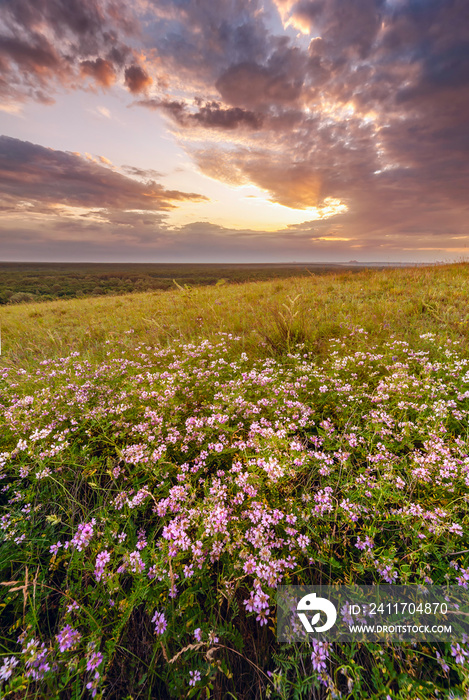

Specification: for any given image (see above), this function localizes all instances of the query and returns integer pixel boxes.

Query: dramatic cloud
[0,0,138,102]
[0,0,468,259]
[138,0,469,247]
[143,0,270,84]
[0,135,206,212]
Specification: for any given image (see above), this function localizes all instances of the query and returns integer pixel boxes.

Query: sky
[0,0,468,263]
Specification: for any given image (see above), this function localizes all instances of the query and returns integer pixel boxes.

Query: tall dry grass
[1,263,469,367]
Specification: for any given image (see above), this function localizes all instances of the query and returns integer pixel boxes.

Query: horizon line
[0,260,443,266]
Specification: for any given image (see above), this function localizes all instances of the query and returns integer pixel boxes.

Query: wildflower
[183,563,194,578]
[297,534,310,550]
[456,567,469,588]
[56,624,81,652]
[311,639,329,673]
[86,651,103,672]
[127,488,150,508]
[128,549,145,573]
[436,651,450,672]
[86,672,101,699]
[194,628,203,642]
[451,643,467,665]
[147,564,159,579]
[340,602,354,625]
[311,487,334,516]
[256,609,269,626]
[136,528,147,550]
[355,536,374,552]
[449,523,464,536]
[152,611,167,635]
[189,670,201,686]
[94,550,111,581]
[0,656,18,682]
[22,638,50,681]
[70,519,96,551]
[121,444,148,464]
[374,559,398,583]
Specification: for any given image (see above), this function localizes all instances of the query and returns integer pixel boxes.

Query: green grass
[0,261,389,305]
[2,263,469,366]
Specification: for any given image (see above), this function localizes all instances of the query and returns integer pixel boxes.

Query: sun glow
[314,236,352,241]
[166,184,348,231]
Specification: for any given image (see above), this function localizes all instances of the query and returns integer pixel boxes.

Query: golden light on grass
[3,263,468,369]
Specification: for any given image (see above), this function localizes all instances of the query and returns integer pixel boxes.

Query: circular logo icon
[297,592,337,633]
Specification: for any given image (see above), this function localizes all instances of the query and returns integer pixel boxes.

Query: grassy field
[1,263,469,699]
[0,261,399,305]
[1,262,466,366]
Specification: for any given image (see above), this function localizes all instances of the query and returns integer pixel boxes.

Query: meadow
[0,262,393,305]
[1,263,469,699]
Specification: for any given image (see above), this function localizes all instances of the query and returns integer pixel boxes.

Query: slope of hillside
[2,263,469,366]
[1,264,469,699]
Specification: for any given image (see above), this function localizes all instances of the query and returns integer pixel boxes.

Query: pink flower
[189,670,201,686]
[86,651,103,672]
[56,624,81,652]
[311,639,329,673]
[94,550,111,582]
[152,611,167,635]
[0,656,18,682]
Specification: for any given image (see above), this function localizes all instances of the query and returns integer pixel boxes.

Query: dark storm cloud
[193,102,263,129]
[0,135,207,211]
[0,0,272,103]
[290,0,386,58]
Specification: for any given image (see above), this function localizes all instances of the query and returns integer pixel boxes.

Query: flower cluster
[56,624,81,652]
[1,331,469,696]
